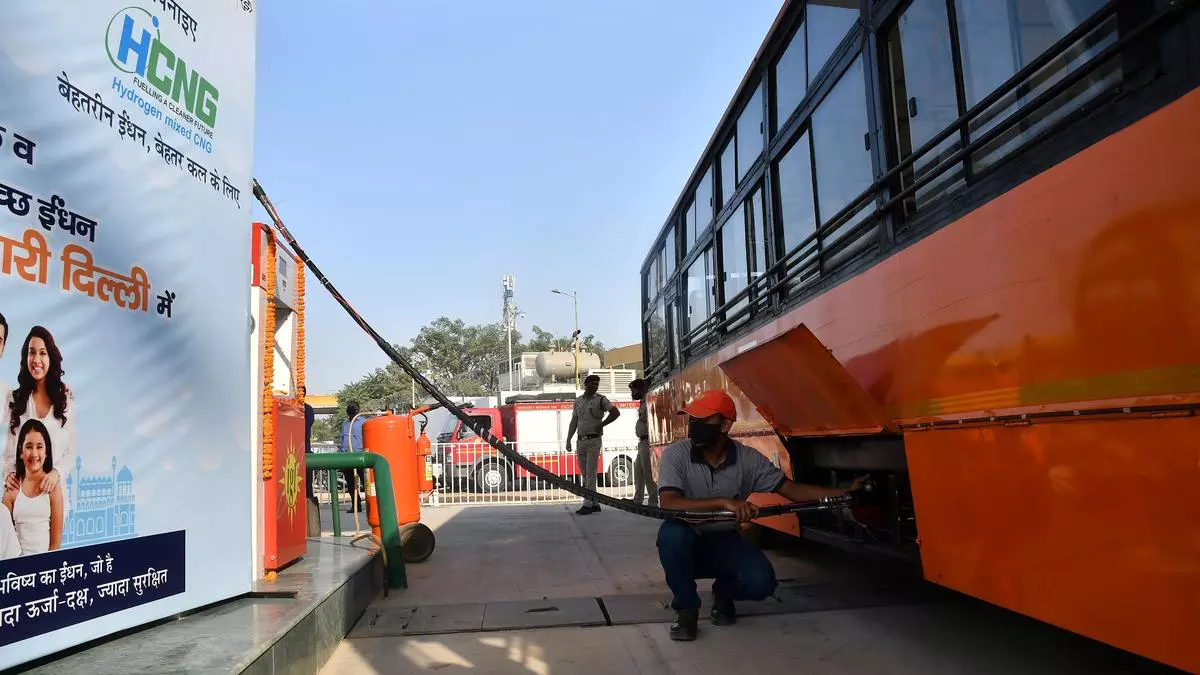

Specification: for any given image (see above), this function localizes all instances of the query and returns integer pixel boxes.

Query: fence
[308,441,654,508]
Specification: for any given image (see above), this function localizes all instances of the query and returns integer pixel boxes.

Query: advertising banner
[0,0,257,668]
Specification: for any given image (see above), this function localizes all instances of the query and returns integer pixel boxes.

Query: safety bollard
[307,452,406,589]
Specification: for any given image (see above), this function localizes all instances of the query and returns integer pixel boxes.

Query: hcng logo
[105,6,220,130]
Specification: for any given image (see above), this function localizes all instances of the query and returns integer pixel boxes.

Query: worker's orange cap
[678,389,737,422]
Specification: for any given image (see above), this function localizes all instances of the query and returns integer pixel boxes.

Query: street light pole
[551,288,580,388]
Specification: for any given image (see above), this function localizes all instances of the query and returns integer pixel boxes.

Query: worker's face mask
[687,417,723,448]
[631,390,644,401]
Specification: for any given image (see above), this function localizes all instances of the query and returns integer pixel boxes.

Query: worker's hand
[847,474,871,493]
[3,472,16,492]
[565,441,572,453]
[721,499,758,524]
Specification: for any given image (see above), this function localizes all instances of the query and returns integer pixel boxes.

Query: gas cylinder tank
[534,351,601,379]
[363,412,421,526]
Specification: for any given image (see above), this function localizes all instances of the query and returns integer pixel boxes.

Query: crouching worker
[657,389,867,641]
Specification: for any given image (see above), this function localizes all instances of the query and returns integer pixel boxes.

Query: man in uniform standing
[565,374,620,515]
[629,378,657,507]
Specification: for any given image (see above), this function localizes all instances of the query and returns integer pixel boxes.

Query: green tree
[333,347,416,425]
[522,325,606,357]
[409,317,514,396]
[311,419,336,443]
[329,316,611,413]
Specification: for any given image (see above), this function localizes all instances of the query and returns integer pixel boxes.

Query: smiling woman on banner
[3,326,76,505]
[3,419,64,554]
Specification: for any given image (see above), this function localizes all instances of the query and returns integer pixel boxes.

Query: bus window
[647,297,667,366]
[884,0,964,209]
[685,247,714,336]
[773,23,806,134]
[807,1,860,84]
[662,221,677,278]
[748,187,767,289]
[719,137,736,209]
[811,55,873,225]
[775,131,818,257]
[956,0,1117,170]
[737,84,764,182]
[720,207,750,328]
[684,196,697,253]
[696,165,715,234]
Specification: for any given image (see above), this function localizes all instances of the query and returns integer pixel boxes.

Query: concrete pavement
[317,503,1176,674]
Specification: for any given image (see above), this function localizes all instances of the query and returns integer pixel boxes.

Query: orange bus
[639,1,1199,671]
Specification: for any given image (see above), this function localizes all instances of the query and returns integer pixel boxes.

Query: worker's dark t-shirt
[304,403,315,453]
[657,438,786,532]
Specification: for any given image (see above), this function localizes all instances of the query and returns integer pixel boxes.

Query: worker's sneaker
[669,609,699,641]
[710,590,736,626]
[575,505,599,515]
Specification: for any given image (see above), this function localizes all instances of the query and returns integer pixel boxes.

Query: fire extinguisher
[417,414,434,493]
[365,469,381,540]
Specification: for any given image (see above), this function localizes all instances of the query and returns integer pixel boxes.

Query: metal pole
[506,321,513,393]
[572,292,580,389]
[328,468,341,538]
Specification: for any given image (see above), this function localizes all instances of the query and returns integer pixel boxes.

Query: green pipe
[306,452,406,589]
[327,469,342,538]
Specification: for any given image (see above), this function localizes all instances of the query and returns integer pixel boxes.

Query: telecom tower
[502,275,524,391]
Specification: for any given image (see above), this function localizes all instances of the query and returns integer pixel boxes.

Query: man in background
[565,374,620,515]
[302,386,315,502]
[629,378,657,508]
[301,386,321,536]
[339,401,367,513]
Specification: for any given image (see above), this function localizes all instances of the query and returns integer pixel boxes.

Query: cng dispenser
[249,222,309,579]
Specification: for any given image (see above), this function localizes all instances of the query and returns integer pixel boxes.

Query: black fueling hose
[252,178,851,522]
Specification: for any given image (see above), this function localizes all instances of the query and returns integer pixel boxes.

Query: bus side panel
[906,416,1200,673]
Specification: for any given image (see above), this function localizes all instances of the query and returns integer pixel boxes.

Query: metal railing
[308,440,656,508]
[426,440,647,507]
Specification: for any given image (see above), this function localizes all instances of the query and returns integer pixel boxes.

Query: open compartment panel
[718,323,891,437]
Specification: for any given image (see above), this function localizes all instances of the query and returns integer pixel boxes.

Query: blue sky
[251,1,785,393]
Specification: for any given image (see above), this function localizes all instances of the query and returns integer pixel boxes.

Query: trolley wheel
[399,522,436,563]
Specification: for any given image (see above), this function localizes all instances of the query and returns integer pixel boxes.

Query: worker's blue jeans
[657,520,777,611]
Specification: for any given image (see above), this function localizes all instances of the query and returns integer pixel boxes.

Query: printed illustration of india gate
[62,456,137,547]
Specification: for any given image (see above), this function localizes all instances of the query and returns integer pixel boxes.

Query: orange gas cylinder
[416,421,434,493]
[363,412,421,526]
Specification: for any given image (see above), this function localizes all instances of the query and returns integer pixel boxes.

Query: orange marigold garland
[262,233,277,481]
[295,257,306,406]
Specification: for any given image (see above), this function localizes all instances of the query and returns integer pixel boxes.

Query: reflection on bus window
[775,131,817,255]
[720,138,736,208]
[956,0,1117,170]
[811,55,872,224]
[696,165,714,234]
[885,0,963,208]
[807,1,859,83]
[774,23,806,132]
[720,209,750,325]
[685,247,714,335]
[736,85,764,182]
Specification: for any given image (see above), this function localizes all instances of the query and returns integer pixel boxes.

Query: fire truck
[437,395,641,493]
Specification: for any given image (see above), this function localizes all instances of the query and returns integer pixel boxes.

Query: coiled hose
[251,178,850,522]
